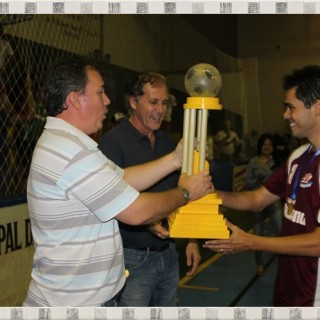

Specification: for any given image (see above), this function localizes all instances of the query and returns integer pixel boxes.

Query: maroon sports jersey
[264,144,320,306]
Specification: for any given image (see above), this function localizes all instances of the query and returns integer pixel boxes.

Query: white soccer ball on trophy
[184,63,222,97]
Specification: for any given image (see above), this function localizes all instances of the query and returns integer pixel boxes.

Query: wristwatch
[179,185,192,202]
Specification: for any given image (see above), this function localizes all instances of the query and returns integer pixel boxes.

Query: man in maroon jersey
[203,65,320,307]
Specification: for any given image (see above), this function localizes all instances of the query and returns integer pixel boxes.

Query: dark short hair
[45,56,100,116]
[256,133,274,155]
[128,72,169,98]
[283,65,320,109]
[257,133,283,167]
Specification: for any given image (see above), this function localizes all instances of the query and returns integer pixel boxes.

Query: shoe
[256,265,264,276]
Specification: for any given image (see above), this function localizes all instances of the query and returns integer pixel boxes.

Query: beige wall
[105,14,320,138]
[5,15,259,134]
[101,15,255,132]
[7,15,101,55]
[103,15,172,72]
[102,15,233,77]
[7,14,316,137]
[238,15,320,135]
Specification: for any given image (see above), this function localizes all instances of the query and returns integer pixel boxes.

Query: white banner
[0,203,34,306]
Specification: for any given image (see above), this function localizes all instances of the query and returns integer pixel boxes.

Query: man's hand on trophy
[172,139,183,170]
[178,171,213,202]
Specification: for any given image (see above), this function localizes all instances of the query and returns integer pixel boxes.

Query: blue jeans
[101,298,117,307]
[101,289,124,306]
[254,201,282,265]
[117,243,179,306]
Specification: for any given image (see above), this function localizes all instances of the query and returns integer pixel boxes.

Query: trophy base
[169,193,229,239]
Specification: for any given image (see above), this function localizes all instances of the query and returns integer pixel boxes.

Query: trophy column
[169,63,230,239]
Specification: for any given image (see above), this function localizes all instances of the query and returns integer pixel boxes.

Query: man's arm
[216,186,279,212]
[99,131,182,192]
[116,188,185,225]
[123,150,181,191]
[185,239,201,276]
[204,220,320,257]
[116,170,212,225]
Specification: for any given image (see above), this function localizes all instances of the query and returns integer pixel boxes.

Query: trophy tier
[169,150,230,239]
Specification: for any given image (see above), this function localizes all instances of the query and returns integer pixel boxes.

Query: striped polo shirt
[24,117,139,307]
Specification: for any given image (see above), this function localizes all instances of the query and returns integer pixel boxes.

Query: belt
[124,242,171,252]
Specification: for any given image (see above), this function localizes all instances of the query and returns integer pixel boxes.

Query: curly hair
[128,72,169,99]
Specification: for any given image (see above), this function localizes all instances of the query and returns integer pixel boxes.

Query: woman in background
[245,133,283,276]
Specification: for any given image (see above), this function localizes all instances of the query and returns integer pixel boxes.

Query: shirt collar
[45,116,98,149]
[124,118,160,140]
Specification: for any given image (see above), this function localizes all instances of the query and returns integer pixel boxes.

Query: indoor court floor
[175,208,279,307]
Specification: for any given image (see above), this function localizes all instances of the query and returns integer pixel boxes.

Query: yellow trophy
[169,63,229,239]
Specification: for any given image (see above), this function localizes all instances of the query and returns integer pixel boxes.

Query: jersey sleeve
[264,163,287,198]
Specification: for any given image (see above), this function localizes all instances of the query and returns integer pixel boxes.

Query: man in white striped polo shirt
[23,56,213,307]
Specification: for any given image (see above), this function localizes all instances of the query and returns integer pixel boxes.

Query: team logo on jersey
[300,173,313,188]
